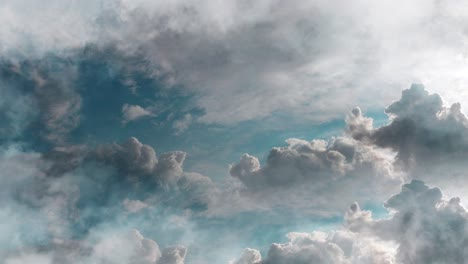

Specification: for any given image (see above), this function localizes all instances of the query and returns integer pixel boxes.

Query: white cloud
[3,0,468,126]
[238,180,468,264]
[229,136,402,215]
[232,248,262,264]
[92,229,161,264]
[347,84,468,199]
[122,104,154,124]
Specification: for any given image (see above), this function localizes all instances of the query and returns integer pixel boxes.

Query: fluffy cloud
[238,180,468,264]
[347,84,468,197]
[91,229,161,264]
[347,84,468,166]
[159,246,187,264]
[3,229,187,264]
[347,180,468,264]
[232,248,262,264]
[0,137,214,260]
[230,136,402,214]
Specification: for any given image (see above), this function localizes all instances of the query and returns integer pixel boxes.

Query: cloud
[238,180,468,264]
[229,136,402,215]
[4,0,468,127]
[0,58,81,144]
[91,229,161,264]
[122,199,149,213]
[347,84,468,166]
[122,104,154,124]
[159,246,187,264]
[0,137,215,260]
[347,84,468,197]
[3,229,187,264]
[172,114,192,135]
[232,248,262,264]
[346,180,468,264]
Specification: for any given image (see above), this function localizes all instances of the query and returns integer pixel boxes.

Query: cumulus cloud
[3,229,187,264]
[232,248,262,264]
[229,136,402,214]
[347,84,468,165]
[238,180,468,264]
[0,137,214,260]
[159,246,187,264]
[347,84,468,197]
[91,229,161,264]
[346,180,468,264]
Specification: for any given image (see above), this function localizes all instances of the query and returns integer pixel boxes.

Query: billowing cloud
[229,136,402,214]
[0,137,213,261]
[232,248,262,264]
[3,229,187,264]
[347,84,468,197]
[238,180,468,264]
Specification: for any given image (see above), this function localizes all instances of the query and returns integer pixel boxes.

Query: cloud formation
[347,84,468,197]
[4,0,468,126]
[230,136,402,214]
[0,138,212,262]
[238,180,468,264]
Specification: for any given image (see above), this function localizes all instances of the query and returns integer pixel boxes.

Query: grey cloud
[347,84,468,196]
[0,137,215,260]
[250,230,395,264]
[2,229,186,264]
[239,180,468,264]
[0,58,81,144]
[159,245,187,264]
[232,248,262,264]
[346,180,468,264]
[347,84,468,166]
[91,229,162,264]
[229,136,402,214]
[3,0,468,126]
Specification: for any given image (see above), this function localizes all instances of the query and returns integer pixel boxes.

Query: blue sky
[2,1,468,264]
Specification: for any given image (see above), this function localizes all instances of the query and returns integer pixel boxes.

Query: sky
[2,0,468,263]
